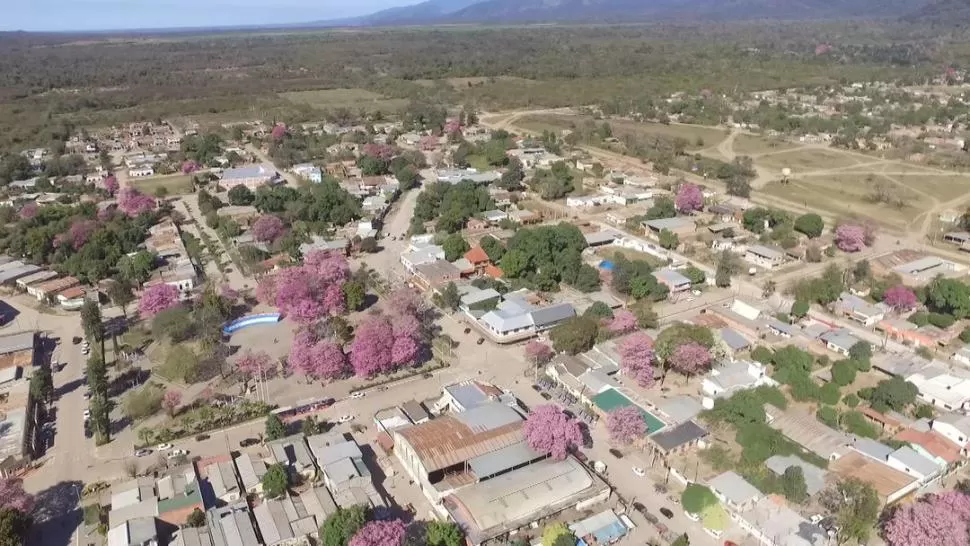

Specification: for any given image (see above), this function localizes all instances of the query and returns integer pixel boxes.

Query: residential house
[234,453,267,495]
[205,459,241,504]
[834,293,886,327]
[953,344,970,367]
[702,360,775,399]
[207,502,260,546]
[707,471,762,513]
[646,420,708,461]
[435,381,512,414]
[909,371,970,411]
[107,517,159,546]
[892,256,966,285]
[930,413,970,448]
[268,435,316,480]
[306,433,385,509]
[413,261,462,291]
[653,268,691,293]
[642,217,696,237]
[463,247,491,275]
[477,293,576,343]
[878,319,952,349]
[764,456,826,496]
[894,426,965,466]
[743,245,786,270]
[251,495,318,546]
[434,169,501,185]
[292,163,322,183]
[718,328,751,359]
[401,244,445,274]
[734,496,827,546]
[219,164,279,191]
[819,329,861,357]
[30,276,80,302]
[299,236,350,257]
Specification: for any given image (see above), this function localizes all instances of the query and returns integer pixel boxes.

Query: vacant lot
[886,173,970,202]
[518,114,728,151]
[762,174,931,229]
[732,134,798,156]
[131,174,194,195]
[756,149,861,172]
[595,246,667,269]
[281,89,409,112]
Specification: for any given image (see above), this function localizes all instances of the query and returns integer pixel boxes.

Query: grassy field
[762,174,931,229]
[595,246,668,269]
[732,134,799,156]
[756,148,862,172]
[882,174,970,201]
[518,114,728,151]
[280,89,409,112]
[131,174,194,195]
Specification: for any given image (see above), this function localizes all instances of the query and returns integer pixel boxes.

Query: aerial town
[7,6,970,546]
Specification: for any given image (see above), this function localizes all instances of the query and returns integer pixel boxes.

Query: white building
[930,413,970,448]
[702,360,775,399]
[743,245,786,270]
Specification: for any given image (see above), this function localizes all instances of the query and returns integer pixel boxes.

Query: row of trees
[500,223,599,293]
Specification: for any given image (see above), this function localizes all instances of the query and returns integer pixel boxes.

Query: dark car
[540,392,552,400]
[476,337,485,345]
[659,507,674,519]
[609,448,623,459]
[239,438,260,448]
[531,384,541,392]
[463,327,471,334]
[72,336,82,345]
[195,434,210,441]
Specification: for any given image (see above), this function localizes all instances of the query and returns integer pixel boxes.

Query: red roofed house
[484,264,503,279]
[464,246,491,276]
[894,428,965,466]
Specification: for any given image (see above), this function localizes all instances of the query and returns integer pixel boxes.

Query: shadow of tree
[27,479,84,546]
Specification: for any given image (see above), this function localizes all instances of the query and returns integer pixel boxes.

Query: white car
[167,449,188,459]
[350,392,365,399]
[336,415,354,424]
[82,409,91,420]
[156,443,173,451]
[632,466,646,477]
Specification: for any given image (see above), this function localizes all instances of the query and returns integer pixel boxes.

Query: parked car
[195,434,210,441]
[476,337,485,345]
[168,449,188,459]
[609,448,623,459]
[540,392,552,400]
[463,327,471,334]
[239,438,259,448]
[82,409,91,420]
[82,390,91,399]
[659,507,674,519]
[531,384,541,392]
[350,392,365,399]
[632,466,646,477]
[336,415,354,424]
[134,449,152,457]
[156,443,173,451]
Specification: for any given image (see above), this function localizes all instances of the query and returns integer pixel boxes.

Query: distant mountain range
[904,0,970,25]
[314,0,935,27]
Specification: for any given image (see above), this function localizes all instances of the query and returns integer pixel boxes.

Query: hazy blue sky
[4,0,417,31]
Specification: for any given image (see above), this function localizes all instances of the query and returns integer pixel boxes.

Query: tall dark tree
[80,300,105,356]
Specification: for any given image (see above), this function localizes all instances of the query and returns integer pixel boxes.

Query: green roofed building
[591,388,666,434]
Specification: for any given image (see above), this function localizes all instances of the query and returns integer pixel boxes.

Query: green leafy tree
[541,522,575,546]
[793,213,824,238]
[342,281,366,312]
[80,300,104,353]
[107,280,135,319]
[671,534,690,546]
[152,307,195,342]
[925,277,970,318]
[425,521,464,546]
[629,300,659,329]
[262,463,289,498]
[791,300,809,319]
[227,185,255,205]
[435,282,461,311]
[683,266,706,285]
[831,360,857,386]
[186,508,206,528]
[571,264,601,293]
[781,466,808,503]
[583,301,614,320]
[160,345,200,383]
[549,316,599,355]
[819,479,880,545]
[122,385,164,421]
[655,322,715,361]
[29,365,53,406]
[265,413,287,441]
[479,236,505,262]
[870,377,918,413]
[441,234,470,262]
[319,505,369,546]
[848,341,872,363]
[0,507,31,546]
[681,484,717,515]
[658,229,679,250]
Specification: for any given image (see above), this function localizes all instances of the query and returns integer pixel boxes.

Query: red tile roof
[484,264,503,279]
[894,428,962,464]
[464,246,490,265]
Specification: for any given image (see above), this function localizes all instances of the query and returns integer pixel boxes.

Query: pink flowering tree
[67,219,98,250]
[668,342,713,381]
[618,332,656,387]
[287,330,349,382]
[162,390,182,417]
[883,491,970,546]
[444,119,462,135]
[256,251,350,324]
[675,183,704,213]
[525,340,554,365]
[362,143,397,161]
[523,405,584,460]
[19,203,37,221]
[608,310,638,334]
[236,350,275,382]
[884,285,918,312]
[103,174,119,195]
[349,520,407,546]
[117,187,156,217]
[606,406,647,445]
[349,314,396,377]
[271,123,288,141]
[835,224,866,252]
[181,160,200,174]
[0,477,34,514]
[251,214,287,243]
[137,284,180,318]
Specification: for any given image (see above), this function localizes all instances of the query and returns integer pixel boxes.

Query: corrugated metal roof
[396,403,524,472]
[649,420,707,452]
[530,303,576,328]
[467,440,543,478]
[0,332,34,355]
[708,471,762,506]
